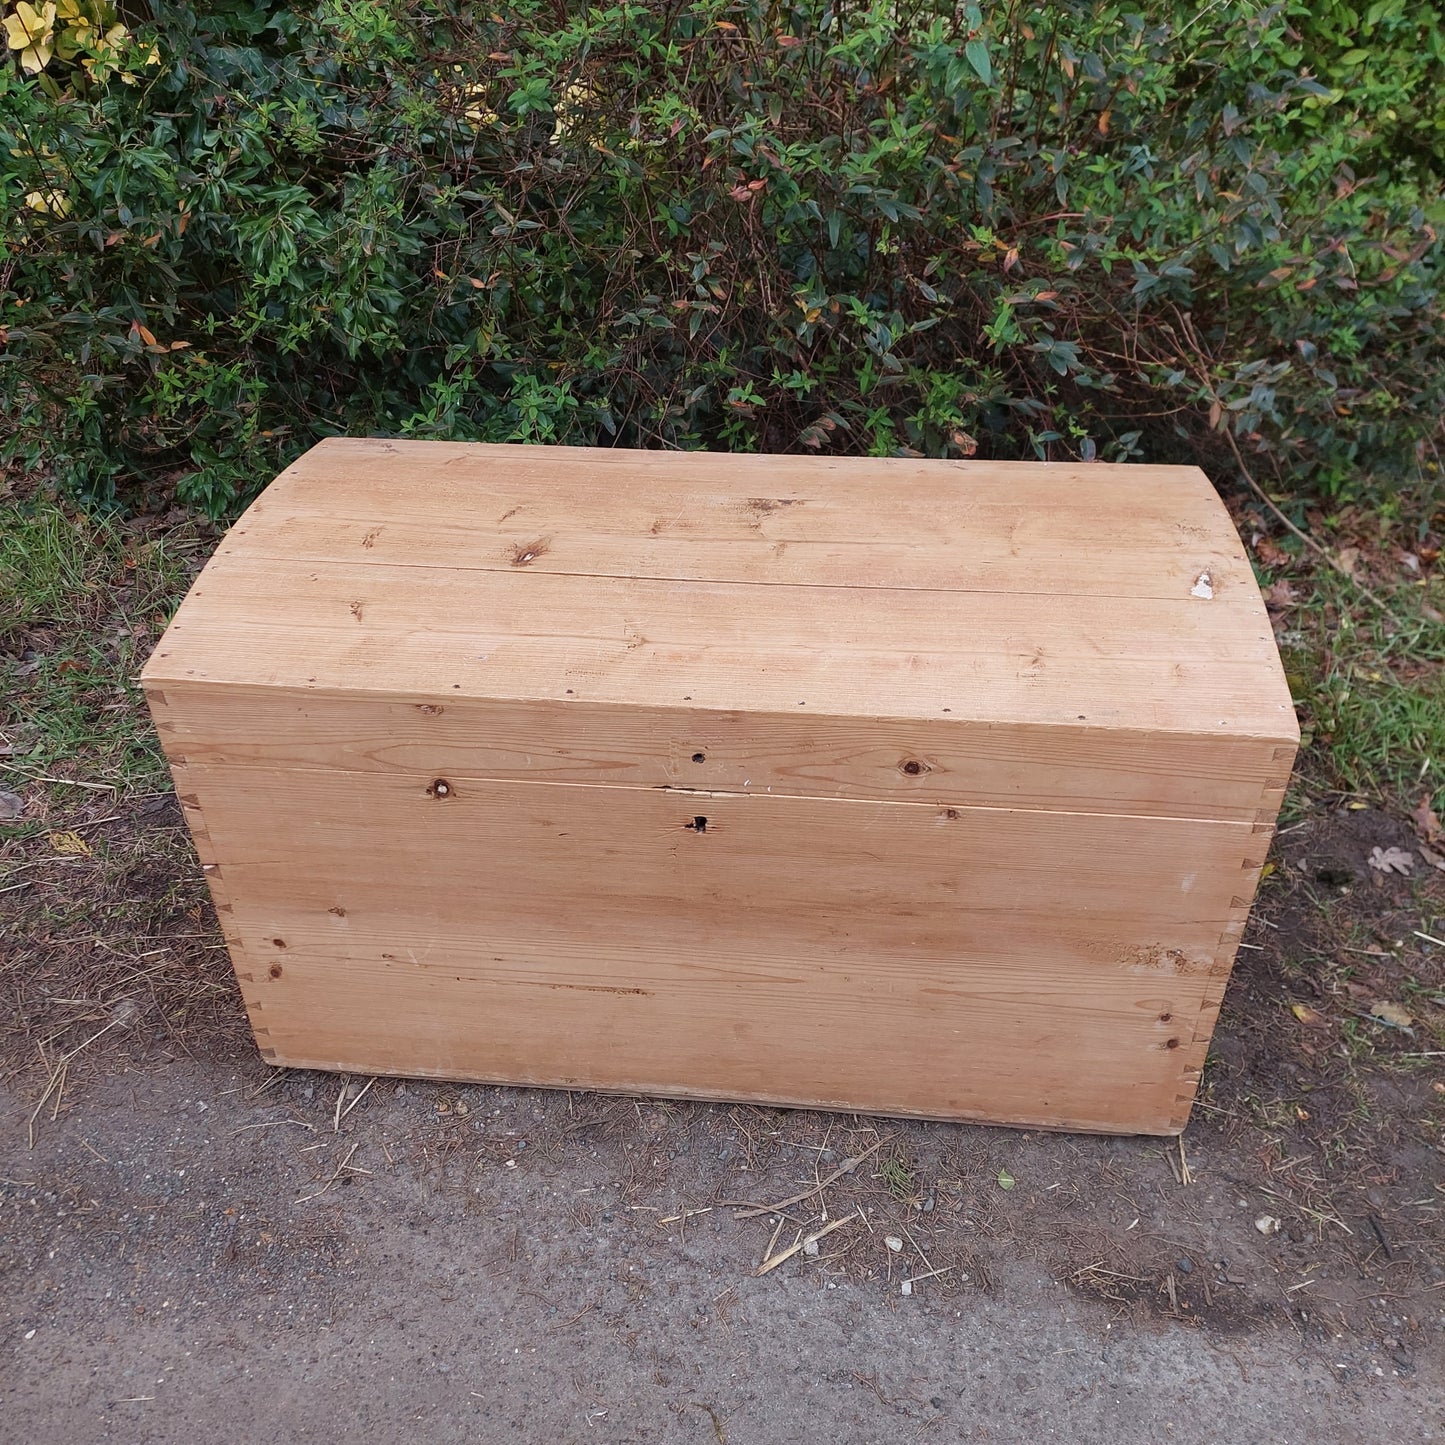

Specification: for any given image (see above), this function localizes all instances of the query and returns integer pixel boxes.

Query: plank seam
[161,762,1274,831]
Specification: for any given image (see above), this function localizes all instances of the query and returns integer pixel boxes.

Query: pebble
[1176,1256,1194,1274]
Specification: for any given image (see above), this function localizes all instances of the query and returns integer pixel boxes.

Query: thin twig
[0,770,117,791]
[756,1210,858,1277]
[339,1076,377,1122]
[1172,310,1390,612]
[295,1141,367,1203]
[1224,427,1391,613]
[729,1138,888,1219]
[27,1017,125,1147]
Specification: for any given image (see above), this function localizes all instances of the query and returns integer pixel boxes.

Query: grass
[1268,533,1445,814]
[878,1153,917,1202]
[0,501,201,797]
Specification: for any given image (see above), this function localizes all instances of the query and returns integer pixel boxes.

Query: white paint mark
[1191,570,1214,599]
[1181,872,1197,894]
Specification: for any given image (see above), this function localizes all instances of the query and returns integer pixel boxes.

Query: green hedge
[2,0,1444,515]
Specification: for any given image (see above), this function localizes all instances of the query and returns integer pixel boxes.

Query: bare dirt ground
[2,500,1444,1441]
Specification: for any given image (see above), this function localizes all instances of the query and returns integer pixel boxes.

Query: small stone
[1255,1214,1282,1236]
[885,1236,904,1252]
[1176,1256,1194,1275]
[900,1280,912,1296]
[0,791,24,821]
[803,1238,819,1256]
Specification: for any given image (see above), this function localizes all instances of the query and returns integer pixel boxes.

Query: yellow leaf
[48,830,92,855]
[1369,1000,1414,1030]
[25,188,70,216]
[4,0,56,72]
[1259,861,1275,879]
[1290,1003,1325,1027]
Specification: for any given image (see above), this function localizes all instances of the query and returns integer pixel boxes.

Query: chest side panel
[167,747,1272,1134]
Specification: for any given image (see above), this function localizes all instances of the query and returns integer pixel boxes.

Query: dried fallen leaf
[1290,1003,1328,1029]
[1368,1000,1414,1031]
[996,1169,1015,1191]
[1263,579,1297,608]
[1413,796,1442,846]
[48,830,91,855]
[1254,535,1288,567]
[1367,846,1413,876]
[1418,842,1445,872]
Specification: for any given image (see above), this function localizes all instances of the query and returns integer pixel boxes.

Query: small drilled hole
[269,963,283,979]
[428,779,452,799]
[1166,1037,1180,1049]
[692,752,706,764]
[687,816,708,833]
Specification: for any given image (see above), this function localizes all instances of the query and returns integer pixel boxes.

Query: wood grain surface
[142,439,1298,1133]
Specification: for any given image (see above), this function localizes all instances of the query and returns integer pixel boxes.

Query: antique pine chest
[142,438,1297,1134]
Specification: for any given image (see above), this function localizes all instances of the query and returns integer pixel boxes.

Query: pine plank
[226,436,1253,600]
[153,684,1290,823]
[147,550,1293,736]
[181,762,1263,1134]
